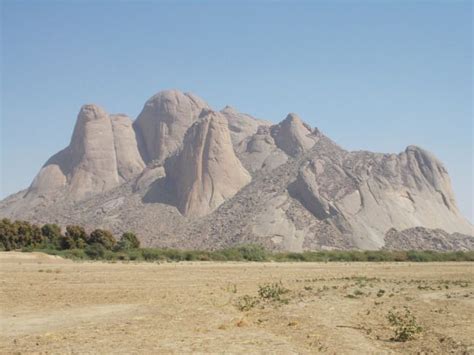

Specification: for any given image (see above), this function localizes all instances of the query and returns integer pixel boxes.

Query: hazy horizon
[1,1,472,222]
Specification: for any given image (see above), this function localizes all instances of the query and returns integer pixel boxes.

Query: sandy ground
[0,252,473,354]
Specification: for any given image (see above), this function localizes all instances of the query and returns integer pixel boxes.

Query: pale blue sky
[1,0,472,221]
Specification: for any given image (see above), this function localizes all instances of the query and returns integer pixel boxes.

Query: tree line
[1,218,473,262]
[0,218,139,256]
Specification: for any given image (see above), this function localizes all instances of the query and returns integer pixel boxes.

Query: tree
[60,225,88,249]
[0,218,15,250]
[14,220,43,248]
[116,232,140,250]
[30,224,43,247]
[89,229,116,250]
[41,224,62,247]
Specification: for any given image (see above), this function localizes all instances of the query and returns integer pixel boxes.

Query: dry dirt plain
[0,252,473,354]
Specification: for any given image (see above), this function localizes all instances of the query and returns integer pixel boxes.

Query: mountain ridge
[1,89,472,251]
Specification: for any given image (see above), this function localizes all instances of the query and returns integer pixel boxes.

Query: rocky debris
[165,109,251,217]
[384,227,474,251]
[133,90,209,164]
[28,105,144,201]
[270,113,318,156]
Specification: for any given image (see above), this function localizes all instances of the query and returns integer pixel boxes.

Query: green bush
[85,243,107,259]
[258,281,290,302]
[89,229,116,250]
[217,244,268,261]
[127,249,144,261]
[387,307,422,341]
[116,232,140,250]
[67,248,87,259]
[141,248,166,261]
[238,244,268,261]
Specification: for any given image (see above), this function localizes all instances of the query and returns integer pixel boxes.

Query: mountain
[1,90,472,251]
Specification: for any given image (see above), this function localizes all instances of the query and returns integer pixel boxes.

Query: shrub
[116,232,140,250]
[127,249,144,261]
[387,307,422,342]
[141,248,165,261]
[162,249,186,261]
[89,229,116,250]
[85,243,107,259]
[68,248,87,259]
[365,250,392,262]
[235,295,260,311]
[285,252,307,261]
[216,247,243,261]
[238,244,268,261]
[407,251,433,262]
[258,281,290,302]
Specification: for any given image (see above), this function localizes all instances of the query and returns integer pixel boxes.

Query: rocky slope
[1,90,472,251]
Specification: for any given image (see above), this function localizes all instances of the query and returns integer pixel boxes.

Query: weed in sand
[387,307,422,342]
[258,282,290,302]
[235,295,259,311]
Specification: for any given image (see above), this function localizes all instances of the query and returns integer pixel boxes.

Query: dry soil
[0,252,473,354]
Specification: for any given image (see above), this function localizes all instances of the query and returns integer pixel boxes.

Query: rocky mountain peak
[28,104,144,201]
[134,90,209,164]
[270,113,317,156]
[166,110,251,217]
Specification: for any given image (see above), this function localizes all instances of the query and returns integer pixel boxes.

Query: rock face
[271,113,317,156]
[166,109,251,217]
[111,114,146,180]
[289,144,473,249]
[220,105,271,147]
[0,89,472,251]
[236,125,288,173]
[133,90,209,164]
[28,105,144,201]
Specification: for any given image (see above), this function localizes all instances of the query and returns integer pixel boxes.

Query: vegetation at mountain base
[0,218,138,258]
[1,218,473,262]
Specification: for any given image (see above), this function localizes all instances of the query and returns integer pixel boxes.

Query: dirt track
[0,252,473,354]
